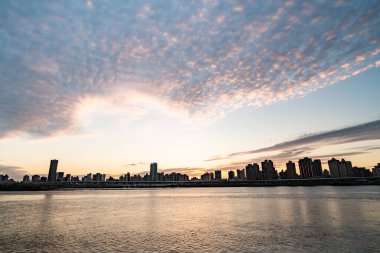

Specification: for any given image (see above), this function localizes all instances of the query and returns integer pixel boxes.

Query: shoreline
[1,177,379,191]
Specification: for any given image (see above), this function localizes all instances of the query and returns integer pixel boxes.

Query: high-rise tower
[150,162,158,181]
[48,159,58,182]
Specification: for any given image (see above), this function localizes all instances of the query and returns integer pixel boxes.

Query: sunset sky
[1,0,380,179]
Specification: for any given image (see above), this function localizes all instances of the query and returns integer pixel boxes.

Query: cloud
[207,119,380,161]
[0,164,30,181]
[211,150,368,173]
[125,162,148,167]
[1,0,380,137]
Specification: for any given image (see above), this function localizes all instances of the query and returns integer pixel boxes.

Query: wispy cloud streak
[207,119,380,161]
[0,164,29,180]
[1,0,380,137]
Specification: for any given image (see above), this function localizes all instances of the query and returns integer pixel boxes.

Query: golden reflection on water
[0,186,379,252]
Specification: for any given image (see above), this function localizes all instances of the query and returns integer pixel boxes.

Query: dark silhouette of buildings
[126,172,131,181]
[328,158,340,178]
[328,158,354,178]
[298,157,313,178]
[279,170,287,179]
[261,160,277,180]
[31,175,41,183]
[8,158,377,187]
[286,161,297,179]
[150,163,158,181]
[201,172,212,181]
[57,172,64,181]
[373,163,380,177]
[312,159,323,177]
[215,170,222,180]
[228,170,235,180]
[22,175,30,183]
[48,159,58,182]
[237,169,245,180]
[246,163,260,180]
[0,174,9,184]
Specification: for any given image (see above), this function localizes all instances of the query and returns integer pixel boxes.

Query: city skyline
[1,156,379,183]
[1,1,380,180]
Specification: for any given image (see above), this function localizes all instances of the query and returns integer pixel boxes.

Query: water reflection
[0,186,379,252]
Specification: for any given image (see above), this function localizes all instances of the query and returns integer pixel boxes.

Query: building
[236,169,245,180]
[279,170,287,179]
[328,158,354,178]
[201,172,211,181]
[372,163,380,177]
[312,159,323,177]
[71,176,80,182]
[328,158,340,178]
[65,174,71,182]
[48,159,58,182]
[228,170,235,180]
[339,160,348,177]
[126,172,131,181]
[83,173,92,183]
[93,173,104,182]
[32,175,41,183]
[177,173,189,181]
[150,163,158,181]
[261,160,277,180]
[0,174,9,183]
[341,159,354,177]
[215,170,222,180]
[246,164,259,180]
[252,163,260,180]
[298,157,313,178]
[57,172,64,182]
[286,161,297,179]
[22,175,30,183]
[157,172,163,181]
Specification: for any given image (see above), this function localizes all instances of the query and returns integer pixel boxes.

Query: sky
[0,0,380,180]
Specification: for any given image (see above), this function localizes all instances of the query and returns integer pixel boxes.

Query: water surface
[0,186,379,252]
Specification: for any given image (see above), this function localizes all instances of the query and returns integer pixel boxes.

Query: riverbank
[0,177,379,191]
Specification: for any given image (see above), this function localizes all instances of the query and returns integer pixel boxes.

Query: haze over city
[1,0,380,180]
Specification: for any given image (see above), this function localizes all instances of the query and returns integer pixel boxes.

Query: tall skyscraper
[261,160,277,180]
[312,159,323,177]
[246,164,253,180]
[328,158,354,178]
[342,159,354,177]
[338,160,348,177]
[252,163,260,180]
[237,169,245,180]
[246,164,259,180]
[215,170,222,180]
[228,170,235,180]
[373,163,380,177]
[298,157,313,178]
[328,158,340,178]
[47,159,58,182]
[150,162,158,181]
[286,161,297,179]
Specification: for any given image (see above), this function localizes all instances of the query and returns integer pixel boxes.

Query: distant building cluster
[1,159,380,184]
[200,158,379,181]
[123,163,190,182]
